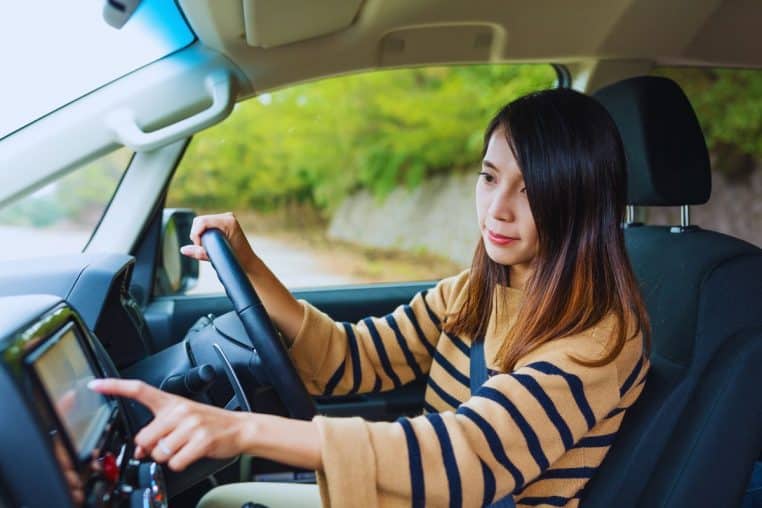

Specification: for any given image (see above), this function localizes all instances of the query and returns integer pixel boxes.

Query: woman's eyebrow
[482,159,500,171]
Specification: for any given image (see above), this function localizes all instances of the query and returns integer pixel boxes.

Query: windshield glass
[0,148,133,261]
[0,0,195,139]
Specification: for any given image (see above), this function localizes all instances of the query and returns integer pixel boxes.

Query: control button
[101,452,120,484]
[123,457,141,485]
[130,487,151,508]
[138,462,167,508]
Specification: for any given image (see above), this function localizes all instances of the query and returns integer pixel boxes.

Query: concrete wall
[328,168,761,264]
[328,172,479,267]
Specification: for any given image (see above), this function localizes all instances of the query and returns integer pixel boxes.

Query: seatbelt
[470,339,516,508]
[469,338,490,393]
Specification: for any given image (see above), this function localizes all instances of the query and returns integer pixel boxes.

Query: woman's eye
[479,172,495,183]
[520,187,527,194]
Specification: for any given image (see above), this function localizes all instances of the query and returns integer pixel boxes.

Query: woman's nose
[488,188,515,222]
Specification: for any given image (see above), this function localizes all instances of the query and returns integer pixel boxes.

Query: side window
[651,67,761,247]
[167,64,557,294]
[0,148,133,261]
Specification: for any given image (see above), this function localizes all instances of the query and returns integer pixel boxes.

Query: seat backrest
[581,76,762,507]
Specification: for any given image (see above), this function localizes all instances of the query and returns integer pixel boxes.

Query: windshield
[0,0,195,139]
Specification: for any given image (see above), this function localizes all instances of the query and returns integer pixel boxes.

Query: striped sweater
[288,270,648,507]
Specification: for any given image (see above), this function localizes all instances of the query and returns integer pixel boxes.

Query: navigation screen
[32,324,110,455]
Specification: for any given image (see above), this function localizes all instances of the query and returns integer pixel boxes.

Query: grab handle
[106,71,234,151]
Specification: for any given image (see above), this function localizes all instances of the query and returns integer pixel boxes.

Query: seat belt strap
[470,338,489,394]
[470,339,516,508]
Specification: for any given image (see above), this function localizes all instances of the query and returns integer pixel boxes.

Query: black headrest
[593,76,711,206]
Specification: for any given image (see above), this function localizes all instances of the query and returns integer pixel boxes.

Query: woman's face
[476,128,539,285]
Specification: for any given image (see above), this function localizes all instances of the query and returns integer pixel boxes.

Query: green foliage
[0,198,63,227]
[56,154,127,221]
[169,64,762,215]
[0,148,130,227]
[655,67,762,179]
[168,64,557,213]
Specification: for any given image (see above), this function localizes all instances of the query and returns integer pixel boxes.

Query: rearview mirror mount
[102,0,141,29]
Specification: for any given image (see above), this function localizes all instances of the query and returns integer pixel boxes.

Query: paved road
[191,234,356,294]
[0,226,355,292]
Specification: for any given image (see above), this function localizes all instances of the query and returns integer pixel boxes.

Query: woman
[90,88,650,507]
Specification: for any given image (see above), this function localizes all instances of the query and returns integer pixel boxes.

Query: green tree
[167,64,557,215]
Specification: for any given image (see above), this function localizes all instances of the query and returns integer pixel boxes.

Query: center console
[0,296,167,508]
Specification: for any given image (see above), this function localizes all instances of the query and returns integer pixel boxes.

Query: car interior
[0,1,761,507]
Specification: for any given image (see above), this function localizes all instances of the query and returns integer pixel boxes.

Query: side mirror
[155,209,198,295]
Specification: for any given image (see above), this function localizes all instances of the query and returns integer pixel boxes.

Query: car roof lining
[241,0,364,49]
[178,0,762,96]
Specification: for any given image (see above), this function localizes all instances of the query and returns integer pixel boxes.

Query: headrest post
[623,205,644,228]
[681,205,691,227]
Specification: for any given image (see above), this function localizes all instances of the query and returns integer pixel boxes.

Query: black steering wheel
[201,228,316,420]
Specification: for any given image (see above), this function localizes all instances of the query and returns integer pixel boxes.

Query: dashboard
[0,254,284,507]
[0,254,152,369]
[0,294,166,508]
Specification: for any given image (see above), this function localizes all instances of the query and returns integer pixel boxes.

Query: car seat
[579,76,762,507]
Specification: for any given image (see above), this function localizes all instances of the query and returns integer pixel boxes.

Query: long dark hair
[445,88,650,371]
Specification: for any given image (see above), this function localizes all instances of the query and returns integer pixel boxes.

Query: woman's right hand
[181,211,305,342]
[181,212,259,271]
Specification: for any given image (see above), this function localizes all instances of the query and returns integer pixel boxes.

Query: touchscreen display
[32,325,110,455]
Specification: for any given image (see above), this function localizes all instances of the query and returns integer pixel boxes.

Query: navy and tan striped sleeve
[313,341,625,507]
[287,273,460,396]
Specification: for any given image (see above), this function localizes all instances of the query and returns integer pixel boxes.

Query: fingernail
[87,379,103,390]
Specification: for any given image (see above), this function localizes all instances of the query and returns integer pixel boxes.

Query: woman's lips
[487,230,518,246]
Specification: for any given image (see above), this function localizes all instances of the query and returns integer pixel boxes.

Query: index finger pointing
[88,378,165,412]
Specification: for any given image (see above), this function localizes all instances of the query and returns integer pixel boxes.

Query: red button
[101,453,119,484]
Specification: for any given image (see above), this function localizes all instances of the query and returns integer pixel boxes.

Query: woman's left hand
[89,378,251,471]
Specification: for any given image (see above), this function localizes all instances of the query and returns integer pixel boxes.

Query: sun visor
[242,0,363,48]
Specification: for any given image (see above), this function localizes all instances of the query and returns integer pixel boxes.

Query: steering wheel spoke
[212,343,252,412]
[224,396,246,411]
